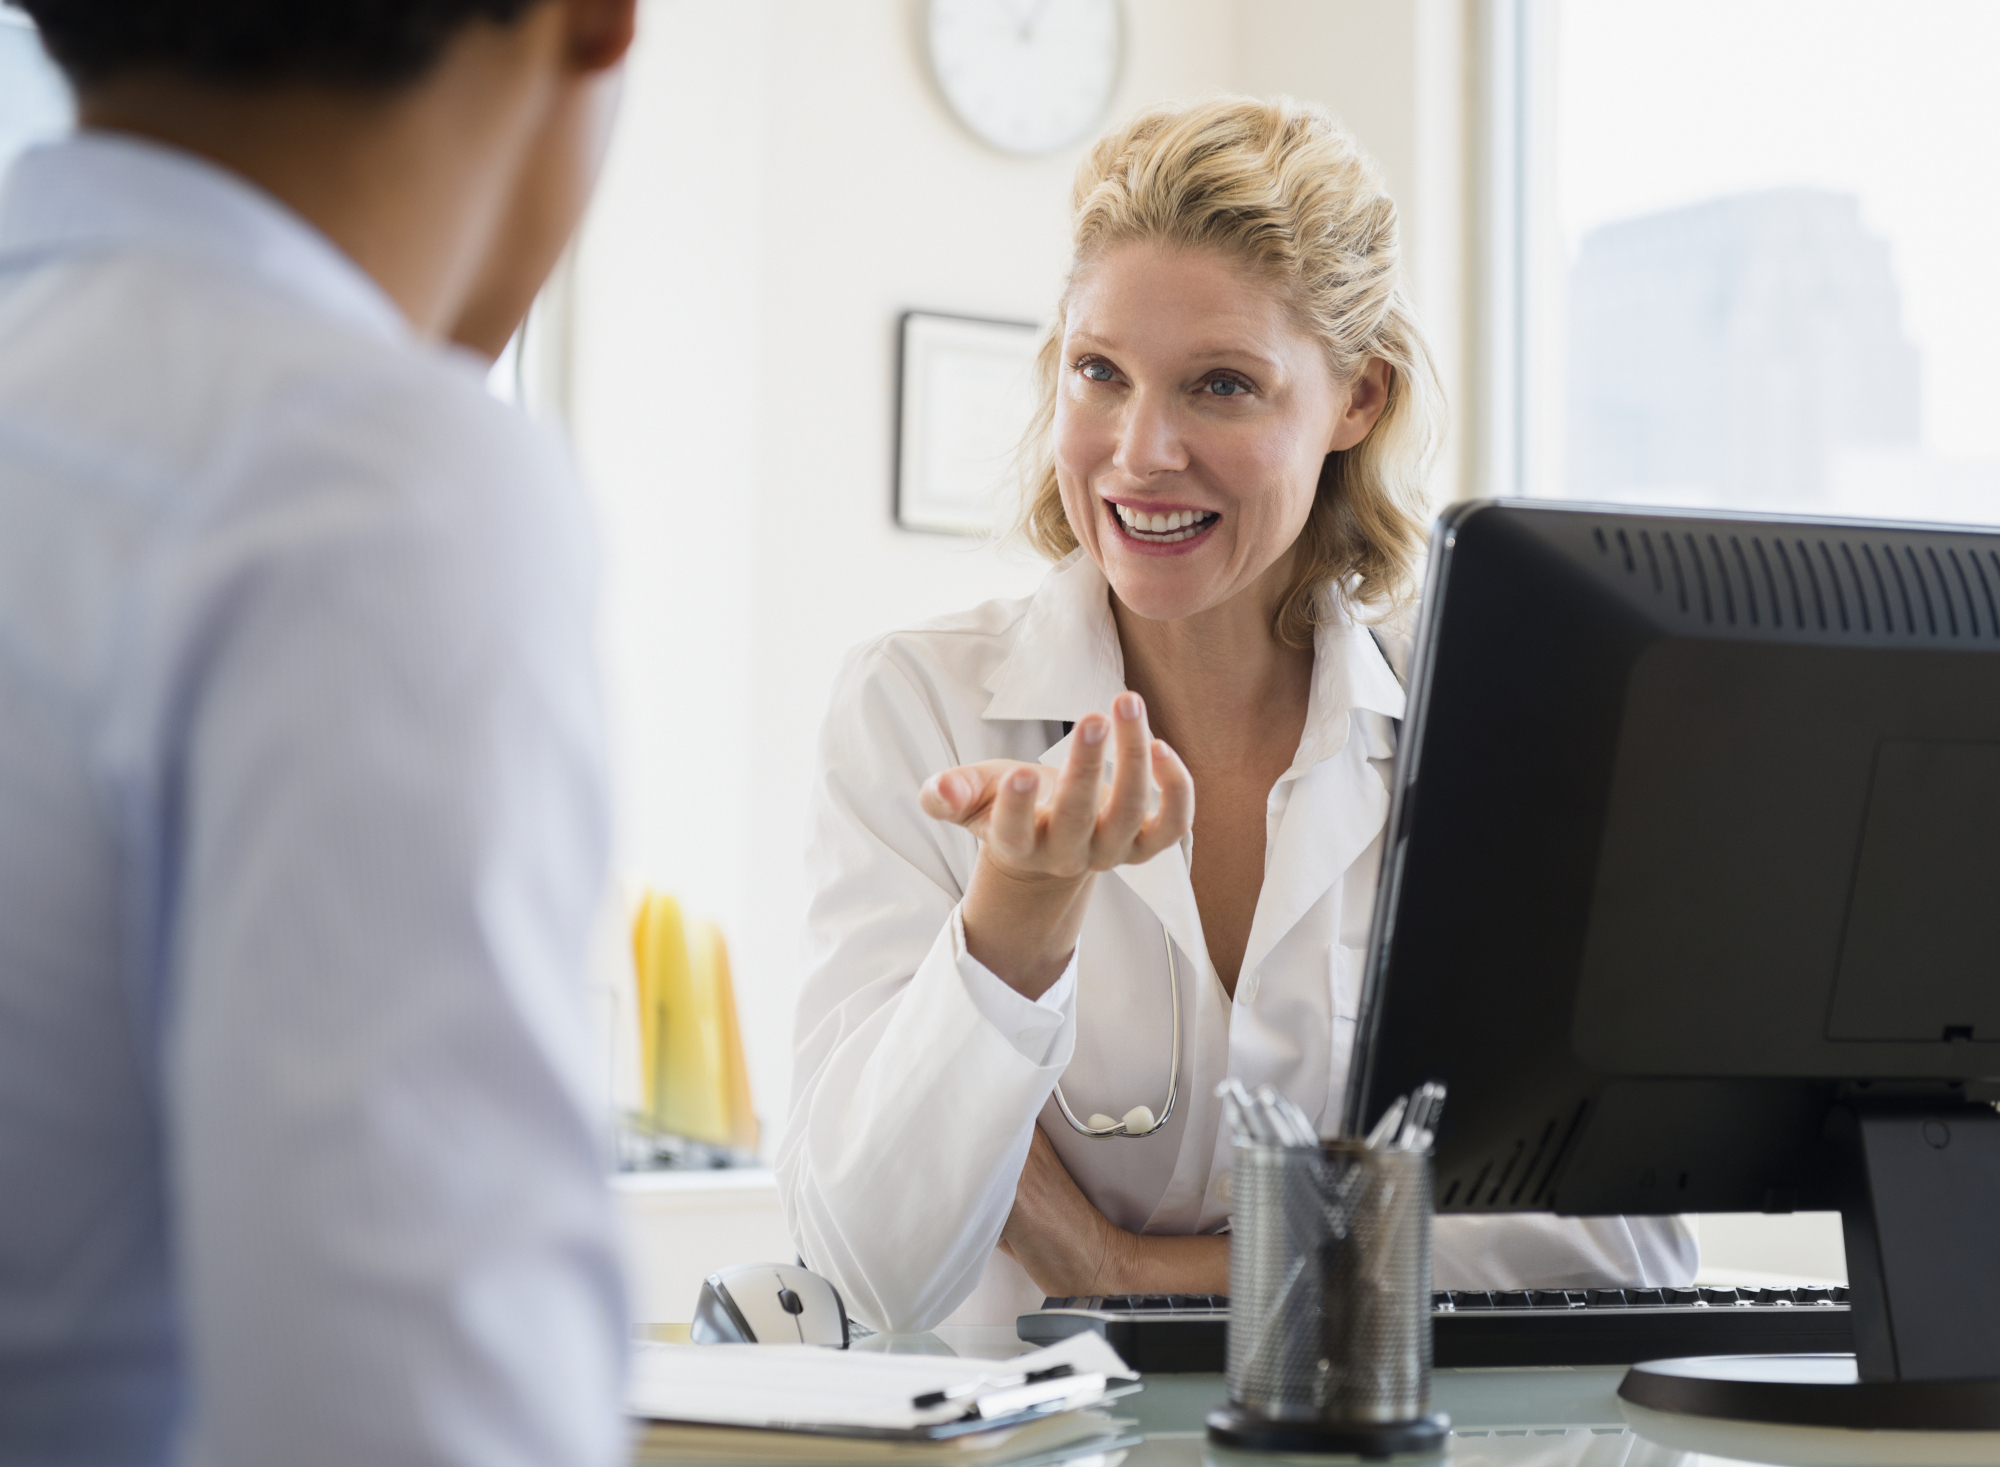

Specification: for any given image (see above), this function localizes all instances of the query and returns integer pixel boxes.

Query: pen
[1365,1096,1407,1150]
[1225,1078,1276,1144]
[912,1362,1073,1410]
[1397,1082,1445,1150]
[1253,1084,1316,1146]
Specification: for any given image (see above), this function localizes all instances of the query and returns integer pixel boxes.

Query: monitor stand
[1619,1104,2000,1429]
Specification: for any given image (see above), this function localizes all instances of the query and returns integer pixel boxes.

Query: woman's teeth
[1112,504,1217,542]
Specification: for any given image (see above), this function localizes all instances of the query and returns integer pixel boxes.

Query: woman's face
[1053,240,1387,625]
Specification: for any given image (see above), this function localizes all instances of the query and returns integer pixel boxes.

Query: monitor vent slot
[1483,1140,1525,1206]
[1529,1100,1591,1208]
[1590,520,2000,643]
[1508,1118,1558,1206]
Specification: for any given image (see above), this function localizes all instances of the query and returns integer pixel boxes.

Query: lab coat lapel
[1106,840,1207,990]
[1236,616,1406,985]
[982,550,1125,724]
[1238,742,1385,984]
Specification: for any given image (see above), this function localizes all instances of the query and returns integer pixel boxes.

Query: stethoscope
[1050,921,1181,1139]
[1045,632,1398,1142]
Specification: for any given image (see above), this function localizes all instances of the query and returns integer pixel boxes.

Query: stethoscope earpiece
[1052,923,1181,1140]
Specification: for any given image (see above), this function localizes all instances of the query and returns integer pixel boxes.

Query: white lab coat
[780,551,1696,1333]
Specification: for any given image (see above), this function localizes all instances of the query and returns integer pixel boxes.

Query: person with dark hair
[0,2,637,1463]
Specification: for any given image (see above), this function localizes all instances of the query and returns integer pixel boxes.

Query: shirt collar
[982,550,1409,771]
[0,130,407,343]
[982,549,1129,723]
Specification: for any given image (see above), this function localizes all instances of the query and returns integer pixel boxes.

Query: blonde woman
[780,97,1696,1333]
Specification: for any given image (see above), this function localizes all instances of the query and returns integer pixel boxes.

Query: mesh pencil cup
[1206,1138,1450,1457]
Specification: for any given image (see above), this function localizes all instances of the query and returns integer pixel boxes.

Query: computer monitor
[1345,500,2000,1426]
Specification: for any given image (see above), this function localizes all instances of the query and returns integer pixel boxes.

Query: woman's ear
[1326,358,1393,452]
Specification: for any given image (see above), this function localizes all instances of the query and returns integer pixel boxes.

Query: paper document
[626,1332,1134,1437]
[631,1408,1135,1466]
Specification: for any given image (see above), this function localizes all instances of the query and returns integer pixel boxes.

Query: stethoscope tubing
[1050,922,1181,1139]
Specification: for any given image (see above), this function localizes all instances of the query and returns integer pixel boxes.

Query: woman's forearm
[960,856,1096,999]
[1106,1232,1231,1297]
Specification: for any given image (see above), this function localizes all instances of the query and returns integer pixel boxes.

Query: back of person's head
[8,0,544,87]
[1021,95,1445,643]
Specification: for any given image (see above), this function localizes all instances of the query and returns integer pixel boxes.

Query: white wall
[568,0,1472,1150]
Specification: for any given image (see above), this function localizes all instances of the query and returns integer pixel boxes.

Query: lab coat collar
[981,550,1126,725]
[982,549,1408,758]
[1292,604,1408,774]
[0,131,408,345]
[986,553,1409,990]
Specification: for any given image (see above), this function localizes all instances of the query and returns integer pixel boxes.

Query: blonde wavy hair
[1019,96,1445,645]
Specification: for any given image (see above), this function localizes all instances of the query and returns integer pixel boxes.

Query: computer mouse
[691,1261,849,1347]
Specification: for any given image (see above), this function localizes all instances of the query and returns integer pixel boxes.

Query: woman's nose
[1112,389,1189,479]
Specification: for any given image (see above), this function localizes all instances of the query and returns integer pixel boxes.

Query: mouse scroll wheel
[777,1287,805,1315]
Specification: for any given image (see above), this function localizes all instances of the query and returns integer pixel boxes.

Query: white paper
[626,1332,1133,1434]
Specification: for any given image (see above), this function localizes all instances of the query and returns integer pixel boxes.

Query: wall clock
[927,0,1123,157]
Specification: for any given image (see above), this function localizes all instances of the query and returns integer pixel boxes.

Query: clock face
[928,0,1123,157]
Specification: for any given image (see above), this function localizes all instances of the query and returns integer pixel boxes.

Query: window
[1531,1,2000,527]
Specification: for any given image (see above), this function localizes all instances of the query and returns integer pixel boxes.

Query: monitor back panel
[1347,502,2000,1216]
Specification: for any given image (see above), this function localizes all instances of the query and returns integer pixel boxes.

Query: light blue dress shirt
[0,134,625,1466]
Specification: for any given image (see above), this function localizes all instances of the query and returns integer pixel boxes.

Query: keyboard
[1017,1287,1854,1372]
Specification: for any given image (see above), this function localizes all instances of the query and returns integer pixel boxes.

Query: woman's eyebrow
[1066,330,1286,373]
[1186,344,1284,371]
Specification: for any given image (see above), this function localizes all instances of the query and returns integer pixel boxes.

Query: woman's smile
[1053,241,1360,622]
[1104,497,1220,553]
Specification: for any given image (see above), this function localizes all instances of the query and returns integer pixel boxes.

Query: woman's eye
[1206,377,1250,397]
[1079,361,1115,383]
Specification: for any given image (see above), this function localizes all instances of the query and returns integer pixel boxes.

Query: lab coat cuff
[949,907,1076,1067]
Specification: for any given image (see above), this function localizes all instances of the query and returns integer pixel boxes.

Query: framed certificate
[895,311,1043,536]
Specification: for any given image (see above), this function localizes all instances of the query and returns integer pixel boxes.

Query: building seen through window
[1551,0,2000,527]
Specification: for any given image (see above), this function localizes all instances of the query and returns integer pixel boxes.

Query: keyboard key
[1494,1291,1533,1309]
[1627,1288,1666,1306]
[1587,1289,1629,1307]
[1452,1291,1496,1310]
[1432,1292,1454,1310]
[1699,1287,1742,1305]
[1831,1287,1850,1303]
[1793,1287,1834,1305]
[1665,1288,1701,1306]
[1745,1288,1788,1305]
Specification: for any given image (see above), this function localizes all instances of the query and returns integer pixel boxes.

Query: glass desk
[636,1326,1999,1466]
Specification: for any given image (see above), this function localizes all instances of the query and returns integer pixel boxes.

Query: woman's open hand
[921,691,1192,882]
[920,691,1193,996]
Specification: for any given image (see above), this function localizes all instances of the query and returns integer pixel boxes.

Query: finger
[919,766,975,822]
[985,763,1046,862]
[919,760,1026,825]
[1129,739,1196,862]
[1092,691,1156,859]
[1044,713,1111,853]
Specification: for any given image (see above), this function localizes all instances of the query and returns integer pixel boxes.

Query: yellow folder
[631,891,758,1153]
